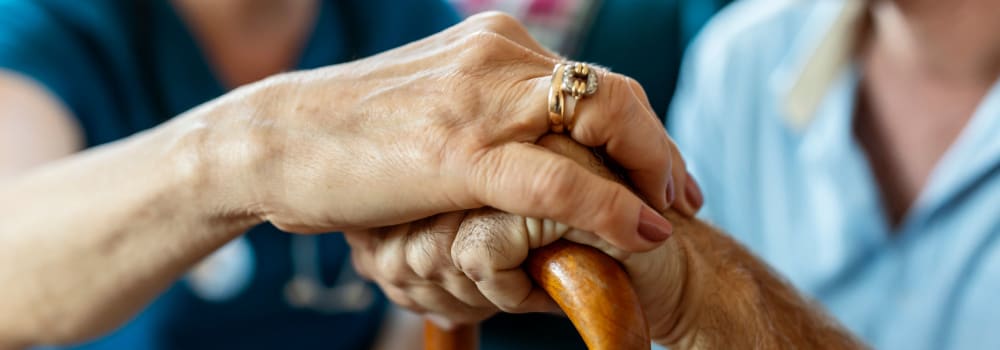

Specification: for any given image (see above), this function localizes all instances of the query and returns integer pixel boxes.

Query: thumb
[452,208,560,314]
[470,141,672,252]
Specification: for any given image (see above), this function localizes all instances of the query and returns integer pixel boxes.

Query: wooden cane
[423,322,479,350]
[423,134,653,349]
[423,240,650,350]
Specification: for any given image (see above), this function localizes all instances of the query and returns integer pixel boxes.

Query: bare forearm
[657,212,866,349]
[0,114,258,347]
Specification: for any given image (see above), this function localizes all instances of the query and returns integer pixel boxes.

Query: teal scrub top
[0,1,458,349]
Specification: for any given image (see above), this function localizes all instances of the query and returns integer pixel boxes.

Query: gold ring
[559,62,599,132]
[561,62,598,98]
[548,63,567,133]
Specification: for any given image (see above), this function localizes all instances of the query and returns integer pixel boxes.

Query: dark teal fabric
[576,0,730,119]
[0,1,458,349]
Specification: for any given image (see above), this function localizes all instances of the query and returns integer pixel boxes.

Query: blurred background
[449,0,730,120]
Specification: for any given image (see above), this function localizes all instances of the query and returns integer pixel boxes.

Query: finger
[683,171,705,215]
[623,78,676,207]
[438,269,494,309]
[452,209,560,314]
[622,79,703,216]
[406,283,498,327]
[470,142,672,251]
[570,73,675,211]
[348,243,373,281]
[508,70,674,212]
[359,217,498,325]
[525,135,631,261]
[344,229,381,280]
[459,12,561,59]
[383,285,425,314]
[372,223,420,289]
[475,272,558,314]
[525,217,632,271]
[627,76,659,119]
[404,213,493,308]
[404,212,464,285]
[562,228,631,261]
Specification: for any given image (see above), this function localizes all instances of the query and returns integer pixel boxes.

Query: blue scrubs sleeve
[0,2,94,116]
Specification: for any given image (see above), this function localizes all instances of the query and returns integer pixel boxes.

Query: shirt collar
[770,0,1000,231]
[771,0,866,129]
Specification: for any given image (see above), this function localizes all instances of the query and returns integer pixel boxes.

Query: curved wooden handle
[424,323,478,350]
[526,240,651,349]
[424,240,650,350]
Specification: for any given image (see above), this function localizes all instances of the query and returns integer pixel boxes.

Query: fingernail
[684,172,704,211]
[665,178,676,207]
[638,205,672,242]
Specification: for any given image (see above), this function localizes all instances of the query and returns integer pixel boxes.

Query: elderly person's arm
[644,212,865,349]
[346,135,866,349]
[0,14,696,348]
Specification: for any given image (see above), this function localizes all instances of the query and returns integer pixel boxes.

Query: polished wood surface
[424,322,478,350]
[424,240,650,350]
[525,241,650,350]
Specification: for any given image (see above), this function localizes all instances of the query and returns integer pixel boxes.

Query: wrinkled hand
[195,12,698,251]
[345,135,692,331]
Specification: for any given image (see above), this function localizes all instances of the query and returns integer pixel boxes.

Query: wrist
[156,87,277,233]
[651,234,707,347]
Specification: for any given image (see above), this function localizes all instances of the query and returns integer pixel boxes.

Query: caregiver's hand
[344,135,687,329]
[194,12,698,251]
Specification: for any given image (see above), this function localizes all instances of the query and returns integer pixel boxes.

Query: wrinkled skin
[203,12,699,252]
[345,135,688,331]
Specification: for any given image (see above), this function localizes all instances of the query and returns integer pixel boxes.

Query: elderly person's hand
[196,12,698,251]
[344,135,690,330]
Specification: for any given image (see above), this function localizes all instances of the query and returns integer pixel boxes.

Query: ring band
[548,63,567,133]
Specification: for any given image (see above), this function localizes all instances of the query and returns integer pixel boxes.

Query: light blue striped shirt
[666,1,1000,348]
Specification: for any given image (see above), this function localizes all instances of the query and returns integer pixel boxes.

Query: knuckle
[624,76,643,93]
[456,261,488,284]
[379,254,413,287]
[572,119,603,146]
[405,236,450,283]
[503,88,546,129]
[581,75,640,145]
[587,183,629,236]
[452,224,500,281]
[452,32,514,84]
[453,210,526,280]
[470,11,521,33]
[452,243,491,283]
[600,74,636,116]
[455,30,535,74]
[569,73,631,146]
[648,137,672,171]
[458,31,508,63]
